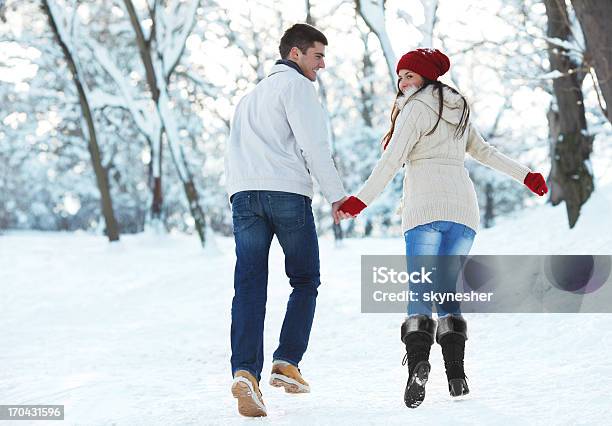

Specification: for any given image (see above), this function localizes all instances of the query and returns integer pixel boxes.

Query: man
[225,23,348,417]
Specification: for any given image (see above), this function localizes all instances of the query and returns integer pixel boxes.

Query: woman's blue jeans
[404,220,476,318]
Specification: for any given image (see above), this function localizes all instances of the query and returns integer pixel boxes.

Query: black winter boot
[436,314,470,397]
[400,314,436,408]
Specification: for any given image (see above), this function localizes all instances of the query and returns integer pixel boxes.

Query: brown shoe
[231,370,267,417]
[269,360,310,393]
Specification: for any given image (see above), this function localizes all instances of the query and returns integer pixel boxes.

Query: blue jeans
[404,220,476,317]
[230,191,320,382]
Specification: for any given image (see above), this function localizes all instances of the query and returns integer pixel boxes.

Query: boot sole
[449,378,470,397]
[270,373,310,393]
[405,361,430,409]
[231,377,267,417]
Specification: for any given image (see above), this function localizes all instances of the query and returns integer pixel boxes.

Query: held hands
[332,197,348,225]
[524,172,548,196]
[336,208,356,224]
[332,196,367,224]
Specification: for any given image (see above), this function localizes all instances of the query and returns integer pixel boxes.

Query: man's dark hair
[279,23,328,59]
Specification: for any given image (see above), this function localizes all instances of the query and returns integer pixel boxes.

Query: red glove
[339,196,367,216]
[524,172,548,196]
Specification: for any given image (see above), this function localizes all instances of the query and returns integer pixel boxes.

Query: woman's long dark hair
[381,78,470,150]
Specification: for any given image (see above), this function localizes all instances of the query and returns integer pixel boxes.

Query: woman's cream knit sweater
[356,85,532,233]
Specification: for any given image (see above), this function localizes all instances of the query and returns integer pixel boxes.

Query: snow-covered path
[2,185,612,425]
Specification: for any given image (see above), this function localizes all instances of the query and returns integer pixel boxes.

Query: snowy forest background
[1,0,611,245]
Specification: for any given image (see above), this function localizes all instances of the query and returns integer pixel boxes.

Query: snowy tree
[355,0,396,90]
[571,0,612,124]
[543,0,593,228]
[1,0,118,233]
[42,0,120,242]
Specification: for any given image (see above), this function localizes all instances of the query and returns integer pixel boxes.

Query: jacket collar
[268,60,308,79]
[274,59,305,77]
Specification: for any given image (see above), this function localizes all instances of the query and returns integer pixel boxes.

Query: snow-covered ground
[2,184,612,425]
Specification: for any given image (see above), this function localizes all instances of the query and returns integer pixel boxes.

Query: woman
[337,48,548,408]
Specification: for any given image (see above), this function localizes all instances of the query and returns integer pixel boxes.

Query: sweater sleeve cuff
[339,196,367,215]
[324,187,348,205]
[515,165,532,183]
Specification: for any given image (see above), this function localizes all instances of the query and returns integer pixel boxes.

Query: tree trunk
[124,0,208,245]
[42,0,120,242]
[484,182,494,228]
[355,0,397,90]
[418,0,439,46]
[543,0,594,228]
[183,179,206,247]
[124,0,164,228]
[306,0,344,242]
[570,0,612,123]
[358,28,375,127]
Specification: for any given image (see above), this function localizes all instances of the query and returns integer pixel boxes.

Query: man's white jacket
[225,63,346,203]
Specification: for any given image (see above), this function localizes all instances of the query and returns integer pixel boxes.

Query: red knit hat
[396,48,450,81]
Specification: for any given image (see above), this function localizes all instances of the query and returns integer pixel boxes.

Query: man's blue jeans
[404,220,476,317]
[230,191,320,382]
